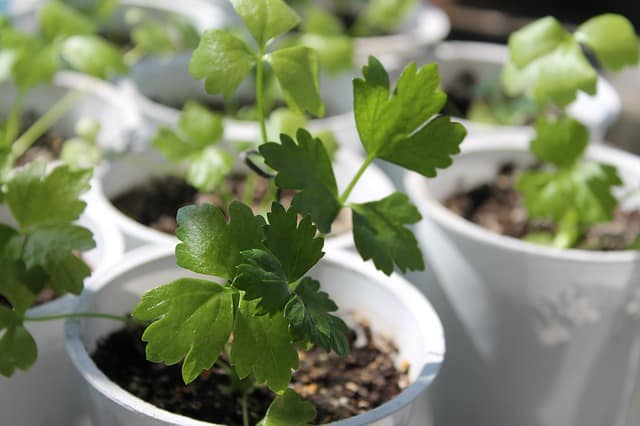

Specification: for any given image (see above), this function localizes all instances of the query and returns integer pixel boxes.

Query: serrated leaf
[0,224,18,256]
[179,101,224,148]
[258,389,316,426]
[230,0,300,46]
[189,30,256,98]
[0,259,36,314]
[133,278,235,384]
[38,1,97,41]
[517,161,623,226]
[260,129,340,234]
[266,46,324,117]
[264,203,324,282]
[530,116,589,167]
[61,35,127,78]
[21,224,95,295]
[284,277,349,355]
[175,201,266,278]
[231,300,298,392]
[232,249,290,315]
[266,108,308,141]
[351,192,424,275]
[6,162,91,230]
[0,307,37,377]
[354,58,465,177]
[185,147,234,193]
[575,14,639,72]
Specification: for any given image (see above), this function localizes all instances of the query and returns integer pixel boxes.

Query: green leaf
[530,116,589,167]
[6,162,91,230]
[179,102,224,149]
[189,30,256,98]
[231,300,299,392]
[0,259,36,314]
[260,129,340,234]
[266,46,324,117]
[302,7,345,36]
[0,307,37,377]
[230,0,300,47]
[0,224,19,256]
[351,192,424,275]
[232,249,290,315]
[21,224,95,295]
[508,17,573,68]
[284,277,349,356]
[297,33,353,75]
[264,203,324,282]
[356,0,418,35]
[61,137,102,170]
[185,147,234,193]
[517,161,623,227]
[354,58,465,177]
[133,278,235,384]
[61,35,127,78]
[38,1,97,41]
[504,16,599,105]
[12,45,58,91]
[258,389,316,426]
[575,14,639,71]
[266,108,308,141]
[175,201,266,278]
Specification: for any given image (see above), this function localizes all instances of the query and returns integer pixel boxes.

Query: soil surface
[91,321,409,425]
[444,164,640,250]
[111,174,352,237]
[442,70,477,118]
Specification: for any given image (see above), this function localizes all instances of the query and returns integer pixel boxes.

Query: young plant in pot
[95,0,394,250]
[405,14,640,426]
[64,2,468,425]
[284,0,450,67]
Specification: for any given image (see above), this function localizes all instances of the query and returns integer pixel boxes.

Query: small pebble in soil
[91,320,409,425]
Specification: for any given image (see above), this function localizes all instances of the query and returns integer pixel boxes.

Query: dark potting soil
[111,175,352,236]
[442,70,477,118]
[444,164,640,251]
[91,321,409,425]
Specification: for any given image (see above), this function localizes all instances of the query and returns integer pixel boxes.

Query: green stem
[4,92,26,146]
[243,172,257,206]
[338,152,376,205]
[24,312,137,324]
[241,390,250,426]
[256,49,268,146]
[12,89,86,159]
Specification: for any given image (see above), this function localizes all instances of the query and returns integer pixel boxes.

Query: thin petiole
[12,89,86,159]
[338,152,376,205]
[255,49,269,146]
[24,312,138,324]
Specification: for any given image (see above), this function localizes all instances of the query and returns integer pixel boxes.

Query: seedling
[0,2,127,376]
[502,14,640,248]
[130,1,466,424]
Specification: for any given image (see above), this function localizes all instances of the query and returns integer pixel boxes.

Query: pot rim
[432,40,622,135]
[353,5,450,49]
[65,244,444,426]
[94,147,394,250]
[405,137,640,264]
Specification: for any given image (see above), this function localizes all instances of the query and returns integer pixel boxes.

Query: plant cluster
[130,0,466,424]
[501,14,639,248]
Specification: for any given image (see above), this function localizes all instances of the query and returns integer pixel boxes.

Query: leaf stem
[24,312,137,324]
[338,152,376,205]
[256,49,269,146]
[4,91,26,147]
[241,390,250,426]
[12,89,86,160]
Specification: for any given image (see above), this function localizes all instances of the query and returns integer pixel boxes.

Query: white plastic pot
[65,245,444,426]
[0,71,141,155]
[405,136,640,426]
[352,4,450,68]
[430,41,622,141]
[0,186,125,426]
[93,145,395,251]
